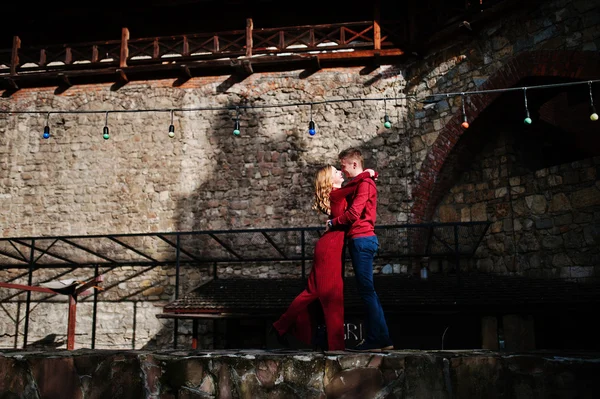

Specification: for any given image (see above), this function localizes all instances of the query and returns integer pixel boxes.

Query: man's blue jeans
[348,235,392,346]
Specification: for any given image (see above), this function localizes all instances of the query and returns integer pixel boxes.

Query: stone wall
[0,349,599,399]
[1,0,599,350]
[433,131,600,280]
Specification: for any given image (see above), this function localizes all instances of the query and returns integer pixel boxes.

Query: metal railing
[0,222,490,349]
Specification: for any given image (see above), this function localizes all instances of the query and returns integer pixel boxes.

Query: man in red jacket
[326,147,393,352]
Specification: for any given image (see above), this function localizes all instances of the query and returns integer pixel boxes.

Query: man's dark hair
[338,147,364,168]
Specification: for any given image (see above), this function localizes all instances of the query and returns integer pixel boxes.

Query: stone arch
[410,50,600,224]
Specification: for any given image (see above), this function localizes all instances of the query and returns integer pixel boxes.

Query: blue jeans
[348,235,392,346]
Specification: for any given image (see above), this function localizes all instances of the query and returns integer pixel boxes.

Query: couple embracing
[271,147,393,352]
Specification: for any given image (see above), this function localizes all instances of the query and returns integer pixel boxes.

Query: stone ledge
[0,349,598,398]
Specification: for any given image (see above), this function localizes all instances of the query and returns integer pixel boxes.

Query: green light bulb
[383,115,392,129]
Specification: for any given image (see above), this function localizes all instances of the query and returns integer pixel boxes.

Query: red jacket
[330,171,377,238]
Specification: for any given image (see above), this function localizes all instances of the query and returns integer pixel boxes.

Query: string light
[2,79,598,139]
[589,81,598,122]
[523,88,532,125]
[168,109,175,138]
[42,113,50,139]
[383,99,392,129]
[460,93,469,129]
[308,103,316,136]
[103,112,110,140]
[233,106,241,136]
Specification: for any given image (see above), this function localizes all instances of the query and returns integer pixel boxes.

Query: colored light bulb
[308,120,316,136]
[524,117,532,124]
[233,120,241,136]
[103,126,110,140]
[43,125,50,139]
[461,115,469,129]
[383,115,392,129]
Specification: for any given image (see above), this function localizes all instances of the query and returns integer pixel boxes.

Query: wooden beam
[241,59,253,75]
[317,48,403,60]
[116,68,129,83]
[4,77,18,90]
[58,73,72,87]
[180,64,192,78]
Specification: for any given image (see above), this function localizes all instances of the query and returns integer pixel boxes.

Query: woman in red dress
[271,165,376,351]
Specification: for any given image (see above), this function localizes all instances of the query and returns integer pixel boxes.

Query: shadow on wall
[149,75,415,349]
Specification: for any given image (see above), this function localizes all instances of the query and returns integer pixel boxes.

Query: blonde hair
[311,165,334,215]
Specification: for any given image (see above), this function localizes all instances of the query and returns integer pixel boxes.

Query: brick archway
[410,50,600,224]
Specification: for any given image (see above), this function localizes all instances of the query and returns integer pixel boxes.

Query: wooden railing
[0,20,406,77]
[0,0,511,83]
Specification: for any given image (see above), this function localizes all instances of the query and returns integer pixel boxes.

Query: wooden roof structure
[0,0,528,90]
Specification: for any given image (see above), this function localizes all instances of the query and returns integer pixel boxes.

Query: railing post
[23,239,34,349]
[153,38,159,59]
[245,18,253,57]
[175,234,180,300]
[39,49,47,67]
[183,36,190,57]
[373,0,381,50]
[92,45,99,63]
[91,263,99,349]
[173,233,180,349]
[120,27,129,68]
[65,47,72,65]
[10,36,20,76]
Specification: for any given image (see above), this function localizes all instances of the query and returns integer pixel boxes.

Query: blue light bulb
[43,126,50,139]
[308,120,316,136]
